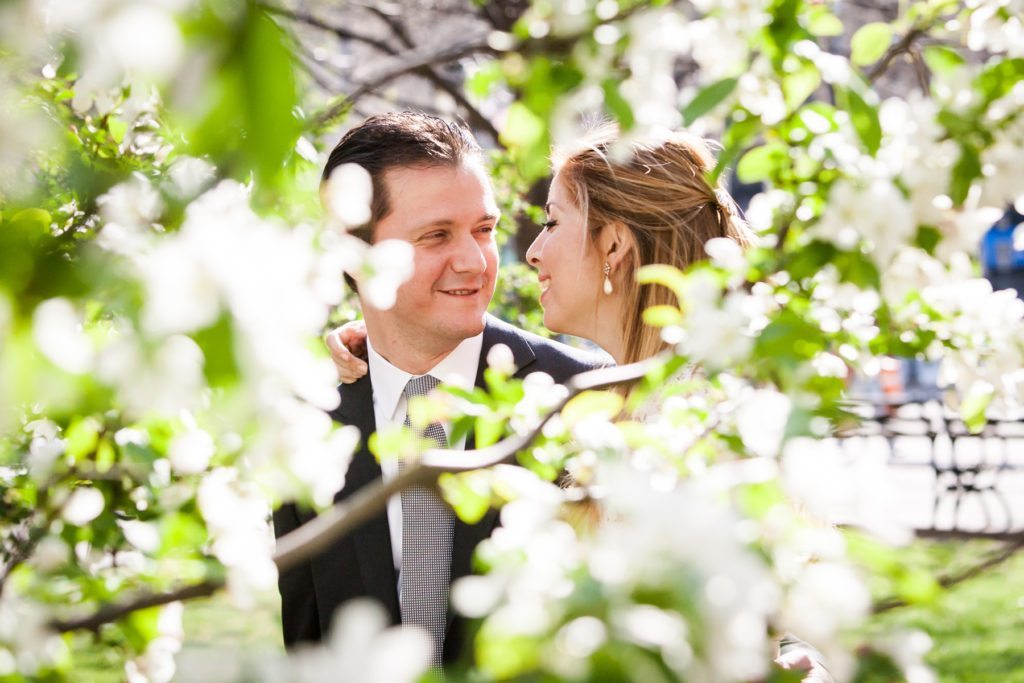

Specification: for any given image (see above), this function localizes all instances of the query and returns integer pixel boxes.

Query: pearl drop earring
[603,262,613,295]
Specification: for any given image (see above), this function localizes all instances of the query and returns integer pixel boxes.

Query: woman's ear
[598,221,634,270]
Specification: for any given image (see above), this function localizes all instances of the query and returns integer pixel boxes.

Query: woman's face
[525,173,604,337]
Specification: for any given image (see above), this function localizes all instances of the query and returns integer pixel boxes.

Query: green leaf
[191,315,236,389]
[95,437,116,473]
[975,58,1024,105]
[782,64,821,111]
[711,116,761,184]
[806,6,844,36]
[637,264,687,301]
[737,142,790,184]
[439,471,491,524]
[369,425,419,465]
[11,208,52,232]
[682,78,738,126]
[895,567,941,604]
[602,79,635,129]
[950,144,981,206]
[160,512,209,556]
[500,102,545,148]
[922,45,965,76]
[242,10,300,183]
[915,225,942,254]
[850,22,893,66]
[642,305,683,328]
[561,390,624,430]
[842,88,882,155]
[65,417,101,460]
[961,382,994,433]
[474,415,506,449]
[466,61,505,99]
[123,606,162,650]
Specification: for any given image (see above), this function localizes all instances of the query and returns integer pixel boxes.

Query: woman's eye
[541,219,558,231]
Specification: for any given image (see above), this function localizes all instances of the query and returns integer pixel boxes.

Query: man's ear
[597,221,635,270]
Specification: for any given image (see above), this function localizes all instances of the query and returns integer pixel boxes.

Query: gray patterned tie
[399,374,453,668]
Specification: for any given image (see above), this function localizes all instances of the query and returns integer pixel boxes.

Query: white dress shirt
[365,334,483,587]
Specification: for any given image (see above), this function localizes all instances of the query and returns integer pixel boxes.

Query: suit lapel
[329,375,401,624]
[447,316,538,631]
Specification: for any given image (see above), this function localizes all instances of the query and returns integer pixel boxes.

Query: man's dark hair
[322,111,484,243]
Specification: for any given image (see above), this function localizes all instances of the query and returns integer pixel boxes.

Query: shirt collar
[366,332,484,422]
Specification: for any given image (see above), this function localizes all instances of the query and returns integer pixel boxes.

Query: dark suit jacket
[274,315,604,663]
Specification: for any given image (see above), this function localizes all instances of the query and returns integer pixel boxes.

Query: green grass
[72,541,1024,682]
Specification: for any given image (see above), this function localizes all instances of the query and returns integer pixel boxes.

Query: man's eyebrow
[412,213,501,232]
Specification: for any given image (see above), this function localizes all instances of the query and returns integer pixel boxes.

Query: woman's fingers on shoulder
[326,330,352,360]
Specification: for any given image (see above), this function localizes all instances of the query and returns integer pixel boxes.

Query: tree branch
[311,38,496,130]
[50,357,658,634]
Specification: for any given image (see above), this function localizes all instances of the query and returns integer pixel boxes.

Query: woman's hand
[325,320,369,384]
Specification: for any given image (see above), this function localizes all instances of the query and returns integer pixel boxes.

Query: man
[272,112,601,666]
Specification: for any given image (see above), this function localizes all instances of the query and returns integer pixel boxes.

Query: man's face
[363,162,500,353]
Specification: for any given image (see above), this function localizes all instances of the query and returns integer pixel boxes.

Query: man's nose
[450,233,488,274]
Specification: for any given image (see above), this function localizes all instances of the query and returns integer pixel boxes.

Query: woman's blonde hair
[552,123,755,364]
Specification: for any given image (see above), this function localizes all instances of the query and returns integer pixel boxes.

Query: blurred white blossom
[63,486,105,525]
[360,239,415,310]
[32,298,93,374]
[168,428,216,475]
[323,163,373,228]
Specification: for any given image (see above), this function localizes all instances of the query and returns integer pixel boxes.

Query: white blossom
[486,342,516,375]
[813,179,915,266]
[965,0,1024,56]
[26,418,65,480]
[198,468,276,607]
[736,389,791,458]
[167,156,216,200]
[62,486,105,525]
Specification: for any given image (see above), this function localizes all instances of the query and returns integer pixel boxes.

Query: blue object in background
[981,207,1024,296]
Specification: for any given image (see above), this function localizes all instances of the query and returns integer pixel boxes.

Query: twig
[53,581,222,633]
[50,357,659,634]
[872,532,1024,613]
[868,25,926,83]
[909,48,931,93]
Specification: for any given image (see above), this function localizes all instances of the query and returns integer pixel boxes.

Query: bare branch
[360,4,502,142]
[868,25,927,83]
[260,3,398,55]
[311,38,496,130]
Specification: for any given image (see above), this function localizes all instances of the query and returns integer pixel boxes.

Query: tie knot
[404,374,440,399]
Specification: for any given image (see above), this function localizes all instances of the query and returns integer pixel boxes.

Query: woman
[326,124,829,681]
